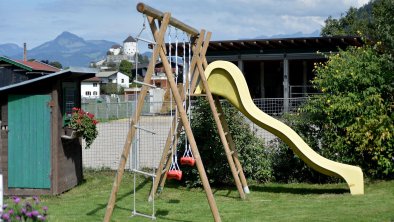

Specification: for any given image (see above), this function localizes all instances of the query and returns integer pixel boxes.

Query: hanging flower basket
[64,107,99,149]
[61,127,81,140]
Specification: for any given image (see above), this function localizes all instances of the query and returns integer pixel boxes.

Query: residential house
[81,77,101,98]
[96,71,129,88]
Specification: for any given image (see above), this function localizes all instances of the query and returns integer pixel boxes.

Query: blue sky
[0,0,369,49]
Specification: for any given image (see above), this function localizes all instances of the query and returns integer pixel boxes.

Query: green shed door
[8,94,51,189]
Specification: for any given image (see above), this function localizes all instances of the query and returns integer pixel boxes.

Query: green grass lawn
[8,170,394,222]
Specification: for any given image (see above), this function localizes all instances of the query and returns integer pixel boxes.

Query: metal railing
[289,85,320,98]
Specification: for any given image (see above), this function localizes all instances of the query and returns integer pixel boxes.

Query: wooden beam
[157,28,222,222]
[136,3,199,37]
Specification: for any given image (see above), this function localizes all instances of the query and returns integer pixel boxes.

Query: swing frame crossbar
[104,3,249,222]
[135,37,157,45]
[132,169,156,178]
[133,125,156,135]
[133,80,157,88]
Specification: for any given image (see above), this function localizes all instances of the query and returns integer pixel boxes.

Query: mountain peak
[254,30,320,39]
[55,31,84,42]
[0,43,23,56]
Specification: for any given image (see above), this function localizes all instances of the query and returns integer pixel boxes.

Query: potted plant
[64,107,99,149]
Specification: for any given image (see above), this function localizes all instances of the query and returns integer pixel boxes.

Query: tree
[321,0,394,53]
[291,45,394,178]
[100,83,124,95]
[372,0,394,53]
[40,60,63,69]
[49,61,63,69]
[284,0,394,180]
[119,60,133,79]
[321,6,372,37]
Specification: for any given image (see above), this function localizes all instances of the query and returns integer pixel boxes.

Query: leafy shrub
[290,45,394,179]
[179,98,272,187]
[268,115,338,183]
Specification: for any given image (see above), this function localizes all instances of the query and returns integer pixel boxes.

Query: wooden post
[190,31,211,93]
[153,22,221,221]
[103,14,171,222]
[194,48,246,199]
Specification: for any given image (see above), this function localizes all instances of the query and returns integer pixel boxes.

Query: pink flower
[13,196,21,204]
[1,213,9,220]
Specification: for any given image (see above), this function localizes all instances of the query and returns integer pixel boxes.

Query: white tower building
[123,35,137,57]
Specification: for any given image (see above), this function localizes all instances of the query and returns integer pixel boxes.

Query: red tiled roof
[83,77,101,82]
[16,60,60,72]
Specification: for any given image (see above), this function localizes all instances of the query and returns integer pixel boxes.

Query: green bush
[290,45,394,179]
[268,114,338,183]
[179,98,272,187]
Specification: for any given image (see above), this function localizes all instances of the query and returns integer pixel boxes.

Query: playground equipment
[130,17,158,219]
[104,3,231,222]
[195,61,364,195]
[104,3,364,222]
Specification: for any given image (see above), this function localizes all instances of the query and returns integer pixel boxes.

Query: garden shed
[0,67,96,196]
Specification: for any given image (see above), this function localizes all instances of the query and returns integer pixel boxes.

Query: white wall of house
[113,72,129,88]
[81,81,100,98]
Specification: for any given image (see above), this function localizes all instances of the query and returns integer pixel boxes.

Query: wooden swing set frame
[103,3,249,222]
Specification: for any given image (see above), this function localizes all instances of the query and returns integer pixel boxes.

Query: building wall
[0,67,29,88]
[114,72,129,88]
[81,82,100,98]
[124,42,137,56]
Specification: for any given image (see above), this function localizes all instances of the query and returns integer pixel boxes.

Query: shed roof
[0,67,97,92]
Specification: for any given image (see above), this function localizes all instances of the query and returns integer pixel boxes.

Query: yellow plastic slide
[195,61,364,195]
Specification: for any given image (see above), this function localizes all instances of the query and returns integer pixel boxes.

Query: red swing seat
[167,170,182,180]
[180,156,195,166]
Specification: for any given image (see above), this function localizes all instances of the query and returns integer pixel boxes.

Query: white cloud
[0,0,368,49]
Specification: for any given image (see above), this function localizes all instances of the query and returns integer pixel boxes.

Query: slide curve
[195,61,364,195]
